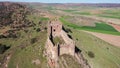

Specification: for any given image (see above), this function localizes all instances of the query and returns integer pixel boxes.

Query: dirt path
[84,31,120,47]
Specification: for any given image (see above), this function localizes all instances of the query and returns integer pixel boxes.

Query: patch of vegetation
[45,6,55,10]
[53,36,64,45]
[30,37,38,44]
[39,17,49,21]
[74,12,91,15]
[27,15,49,24]
[36,28,41,32]
[97,10,120,19]
[82,23,117,32]
[98,14,120,19]
[88,51,95,58]
[63,9,76,12]
[0,44,11,54]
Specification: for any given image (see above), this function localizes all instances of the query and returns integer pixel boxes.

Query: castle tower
[48,20,62,38]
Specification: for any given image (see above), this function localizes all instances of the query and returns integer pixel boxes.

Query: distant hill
[56,3,120,7]
[22,3,120,8]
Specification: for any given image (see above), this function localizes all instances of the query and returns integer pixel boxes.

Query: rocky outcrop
[0,2,34,28]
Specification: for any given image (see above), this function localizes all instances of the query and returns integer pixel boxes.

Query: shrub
[0,44,10,54]
[30,37,37,44]
[88,51,95,58]
[36,28,41,32]
[0,35,7,39]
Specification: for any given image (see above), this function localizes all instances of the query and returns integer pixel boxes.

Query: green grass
[60,17,120,35]
[27,15,49,24]
[53,36,64,45]
[74,12,91,15]
[82,23,117,32]
[8,31,47,68]
[45,6,55,10]
[62,10,76,12]
[96,10,120,19]
[71,29,120,68]
[98,14,120,19]
[62,9,91,15]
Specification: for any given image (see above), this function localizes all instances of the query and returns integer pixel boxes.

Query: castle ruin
[44,19,90,68]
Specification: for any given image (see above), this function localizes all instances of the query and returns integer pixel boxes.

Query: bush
[0,35,7,39]
[36,28,41,32]
[7,33,17,38]
[30,37,37,44]
[24,29,29,33]
[0,44,10,54]
[88,51,95,58]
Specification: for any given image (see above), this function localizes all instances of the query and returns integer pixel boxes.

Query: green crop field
[60,17,120,35]
[62,9,77,12]
[74,12,91,15]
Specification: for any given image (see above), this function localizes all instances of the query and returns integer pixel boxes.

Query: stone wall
[59,44,75,56]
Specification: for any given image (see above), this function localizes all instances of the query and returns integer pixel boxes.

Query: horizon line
[0,1,120,4]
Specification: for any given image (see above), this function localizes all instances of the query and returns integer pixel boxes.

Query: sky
[0,0,120,3]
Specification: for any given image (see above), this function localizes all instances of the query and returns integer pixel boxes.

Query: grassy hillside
[8,31,47,68]
[7,13,49,68]
[69,29,120,68]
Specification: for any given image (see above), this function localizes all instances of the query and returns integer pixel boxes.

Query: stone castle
[44,19,75,67]
[44,19,90,68]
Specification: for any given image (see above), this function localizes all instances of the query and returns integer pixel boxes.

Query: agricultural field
[60,17,120,35]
